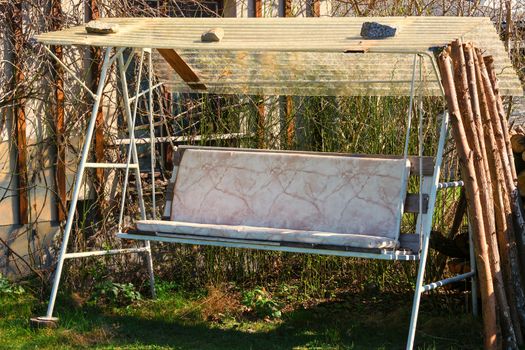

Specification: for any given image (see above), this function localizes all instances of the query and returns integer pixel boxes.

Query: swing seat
[135,221,399,249]
[130,146,419,252]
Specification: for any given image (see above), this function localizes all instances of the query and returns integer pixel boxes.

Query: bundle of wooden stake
[438,39,525,350]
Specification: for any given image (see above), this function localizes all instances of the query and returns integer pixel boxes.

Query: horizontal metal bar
[422,271,475,292]
[63,247,150,259]
[117,233,420,261]
[85,162,139,169]
[110,133,250,145]
[129,83,163,103]
[437,181,464,189]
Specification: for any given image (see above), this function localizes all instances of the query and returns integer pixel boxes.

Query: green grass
[0,283,483,350]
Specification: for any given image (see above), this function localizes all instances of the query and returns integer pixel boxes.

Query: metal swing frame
[37,45,477,350]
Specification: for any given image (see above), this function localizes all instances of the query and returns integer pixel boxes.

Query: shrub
[241,287,282,319]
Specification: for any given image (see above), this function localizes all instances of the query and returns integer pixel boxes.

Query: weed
[90,281,141,307]
[0,274,25,296]
[155,280,181,299]
[241,287,282,319]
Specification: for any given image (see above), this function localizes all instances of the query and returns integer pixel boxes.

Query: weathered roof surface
[36,17,523,96]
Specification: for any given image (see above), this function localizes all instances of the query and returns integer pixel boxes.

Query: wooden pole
[283,0,294,148]
[477,50,525,334]
[484,56,525,275]
[255,0,263,17]
[308,0,321,17]
[438,50,498,350]
[451,40,516,347]
[285,96,294,147]
[466,44,525,342]
[469,46,520,346]
[467,42,523,344]
[88,0,106,209]
[285,0,292,17]
[50,0,66,222]
[256,98,266,148]
[252,0,265,149]
[483,56,516,180]
[11,1,29,225]
[479,54,517,194]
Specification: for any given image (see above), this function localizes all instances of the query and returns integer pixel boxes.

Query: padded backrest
[170,148,410,240]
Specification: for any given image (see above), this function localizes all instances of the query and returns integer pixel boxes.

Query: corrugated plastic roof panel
[36,17,523,96]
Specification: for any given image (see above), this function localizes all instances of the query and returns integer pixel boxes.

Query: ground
[0,281,483,350]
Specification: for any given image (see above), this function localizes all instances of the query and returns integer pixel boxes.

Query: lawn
[0,280,482,350]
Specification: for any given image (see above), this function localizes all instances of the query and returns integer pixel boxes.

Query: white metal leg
[407,232,431,350]
[147,50,157,218]
[406,112,449,350]
[117,51,156,298]
[41,46,159,321]
[44,47,113,319]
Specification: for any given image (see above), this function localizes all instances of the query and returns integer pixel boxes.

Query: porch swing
[34,17,523,349]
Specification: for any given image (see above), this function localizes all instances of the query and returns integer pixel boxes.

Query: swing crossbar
[422,271,475,292]
[63,247,150,259]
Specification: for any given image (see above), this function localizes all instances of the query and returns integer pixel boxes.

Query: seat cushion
[136,220,399,249]
[171,149,410,240]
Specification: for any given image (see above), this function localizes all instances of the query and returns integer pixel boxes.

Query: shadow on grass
[21,291,482,350]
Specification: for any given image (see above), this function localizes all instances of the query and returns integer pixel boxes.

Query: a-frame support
[33,47,159,325]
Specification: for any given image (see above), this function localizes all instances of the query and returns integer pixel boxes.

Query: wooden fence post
[11,1,29,225]
[88,0,106,208]
[50,0,67,222]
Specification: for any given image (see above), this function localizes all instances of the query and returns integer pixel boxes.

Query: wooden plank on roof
[35,17,487,52]
[36,17,523,97]
[157,49,206,90]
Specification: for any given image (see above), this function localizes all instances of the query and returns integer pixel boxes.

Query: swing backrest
[161,146,432,246]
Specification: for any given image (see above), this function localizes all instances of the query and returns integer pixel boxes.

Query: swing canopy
[36,16,523,97]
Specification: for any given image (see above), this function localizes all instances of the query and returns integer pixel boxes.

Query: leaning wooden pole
[466,44,525,343]
[451,40,516,347]
[484,56,525,272]
[484,56,516,181]
[469,47,520,346]
[477,51,525,333]
[438,50,498,350]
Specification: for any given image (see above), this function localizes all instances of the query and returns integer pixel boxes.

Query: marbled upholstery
[140,149,411,248]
